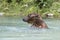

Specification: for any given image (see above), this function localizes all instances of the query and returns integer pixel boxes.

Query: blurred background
[0,0,60,40]
[0,0,60,18]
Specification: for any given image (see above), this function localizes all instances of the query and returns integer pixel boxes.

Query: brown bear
[23,13,48,29]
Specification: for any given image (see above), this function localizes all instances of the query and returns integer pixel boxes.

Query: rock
[0,12,4,16]
[45,13,54,18]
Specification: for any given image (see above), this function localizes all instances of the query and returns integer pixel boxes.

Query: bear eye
[35,15,38,17]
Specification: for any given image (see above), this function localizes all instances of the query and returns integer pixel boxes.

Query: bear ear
[36,14,43,20]
[35,14,40,17]
[28,13,36,17]
[30,14,36,17]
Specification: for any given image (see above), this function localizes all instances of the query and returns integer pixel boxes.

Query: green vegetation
[0,0,60,17]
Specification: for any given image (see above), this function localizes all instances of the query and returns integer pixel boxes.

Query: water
[0,16,60,40]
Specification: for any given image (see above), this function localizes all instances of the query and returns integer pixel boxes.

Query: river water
[0,16,60,40]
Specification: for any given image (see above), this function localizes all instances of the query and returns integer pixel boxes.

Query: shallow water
[0,16,60,40]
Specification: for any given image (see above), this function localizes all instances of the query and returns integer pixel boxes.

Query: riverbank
[0,12,60,18]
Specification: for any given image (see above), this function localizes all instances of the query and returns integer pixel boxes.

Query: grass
[0,1,60,18]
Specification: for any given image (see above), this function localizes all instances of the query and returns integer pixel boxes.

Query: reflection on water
[0,16,60,40]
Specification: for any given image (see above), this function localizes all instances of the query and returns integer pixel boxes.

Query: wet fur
[23,13,48,28]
